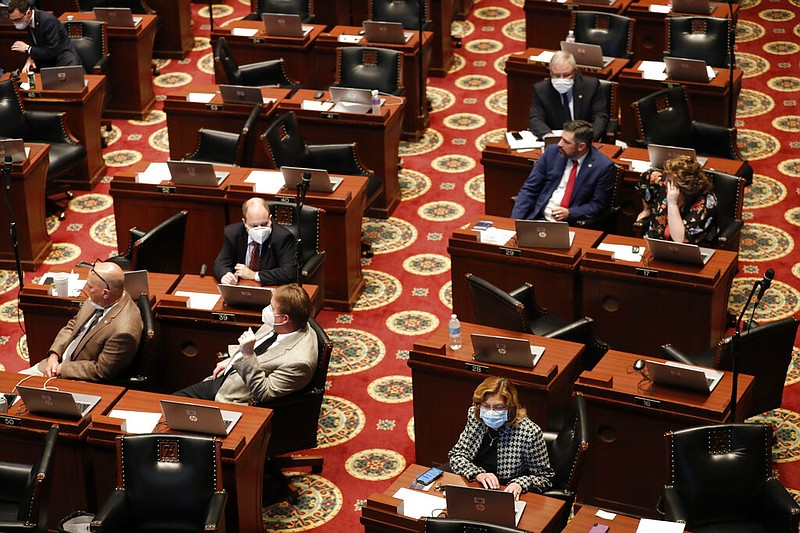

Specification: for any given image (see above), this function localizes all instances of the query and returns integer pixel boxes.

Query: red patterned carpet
[0,0,798,530]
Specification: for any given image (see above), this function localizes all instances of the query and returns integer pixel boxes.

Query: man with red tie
[212,197,296,286]
[511,120,616,223]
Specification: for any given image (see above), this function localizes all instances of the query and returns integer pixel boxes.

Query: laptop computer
[645,359,724,394]
[217,284,273,308]
[445,485,525,528]
[671,0,716,14]
[647,144,708,169]
[514,219,573,249]
[93,7,142,28]
[280,166,343,193]
[219,84,266,105]
[166,160,229,187]
[16,385,101,419]
[328,86,374,114]
[471,333,545,369]
[160,399,242,436]
[363,20,413,44]
[664,56,713,83]
[0,138,26,163]
[644,236,715,266]
[261,13,312,38]
[39,65,86,91]
[124,270,149,300]
[560,40,614,67]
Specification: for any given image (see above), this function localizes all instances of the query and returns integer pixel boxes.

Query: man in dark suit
[213,197,297,286]
[8,0,80,75]
[528,51,608,142]
[511,120,616,223]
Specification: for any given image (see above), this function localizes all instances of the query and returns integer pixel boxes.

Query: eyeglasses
[78,259,109,290]
[480,403,507,412]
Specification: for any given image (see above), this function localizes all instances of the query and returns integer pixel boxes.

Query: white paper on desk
[301,100,334,111]
[245,170,285,194]
[108,409,161,434]
[262,97,277,105]
[639,61,668,80]
[638,60,666,73]
[505,130,540,150]
[649,3,671,12]
[338,34,363,43]
[706,66,717,80]
[620,158,652,173]
[596,509,617,520]
[231,27,259,37]
[514,500,527,526]
[597,243,644,263]
[187,92,215,103]
[636,518,685,533]
[528,50,555,63]
[136,162,169,184]
[392,488,446,519]
[174,291,221,311]
[480,227,516,245]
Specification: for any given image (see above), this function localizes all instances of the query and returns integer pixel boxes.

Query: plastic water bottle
[371,89,381,114]
[565,30,576,43]
[448,314,462,350]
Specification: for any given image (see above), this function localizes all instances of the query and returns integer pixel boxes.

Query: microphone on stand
[754,268,774,306]
[3,155,12,190]
[2,155,24,289]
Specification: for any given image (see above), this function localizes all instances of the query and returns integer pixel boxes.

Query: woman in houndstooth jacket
[448,376,554,500]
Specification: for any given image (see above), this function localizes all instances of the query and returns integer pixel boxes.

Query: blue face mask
[480,408,508,429]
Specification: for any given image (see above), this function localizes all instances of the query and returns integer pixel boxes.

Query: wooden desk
[149,0,194,59]
[449,216,603,323]
[85,389,272,533]
[429,0,455,76]
[580,235,738,356]
[0,143,50,271]
[60,13,157,120]
[409,322,584,466]
[481,139,622,218]
[155,275,321,392]
[163,85,289,169]
[0,373,125,532]
[626,0,738,61]
[361,464,567,533]
[277,89,402,218]
[313,26,433,139]
[21,73,107,189]
[564,505,676,533]
[617,61,743,144]
[504,48,629,133]
[210,22,326,87]
[574,350,753,517]
[523,0,633,50]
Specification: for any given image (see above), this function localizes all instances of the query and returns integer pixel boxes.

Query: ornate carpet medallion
[748,409,800,463]
[400,129,444,156]
[737,129,780,160]
[737,89,774,117]
[485,89,507,115]
[426,88,456,113]
[154,72,193,88]
[386,311,440,336]
[368,375,414,403]
[735,52,770,78]
[501,19,526,41]
[786,347,800,386]
[772,115,800,132]
[778,159,800,178]
[362,218,418,253]
[729,279,800,323]
[128,109,166,126]
[399,169,433,201]
[317,395,365,448]
[90,216,117,248]
[403,254,451,276]
[69,194,113,214]
[418,200,466,221]
[354,270,403,310]
[439,281,453,309]
[444,112,487,130]
[104,150,142,167]
[0,271,19,296]
[327,329,385,376]
[736,20,766,42]
[16,334,27,362]
[454,74,496,90]
[262,474,342,531]
[739,223,793,261]
[475,128,507,151]
[345,449,406,480]
[148,127,170,153]
[0,300,20,323]
[197,52,215,74]
[44,243,81,265]
[745,175,786,209]
[464,174,484,202]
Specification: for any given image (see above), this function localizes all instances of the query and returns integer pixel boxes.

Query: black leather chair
[572,11,634,58]
[109,294,156,391]
[574,162,622,233]
[108,211,188,274]
[257,317,332,503]
[64,20,110,75]
[0,79,86,220]
[335,46,405,97]
[544,317,609,372]
[265,201,326,292]
[661,423,800,533]
[369,0,432,30]
[596,79,619,142]
[244,0,314,22]
[662,318,799,418]
[665,16,731,68]
[0,425,58,533]
[213,37,299,89]
[631,85,753,185]
[423,517,522,533]
[90,434,227,533]
[464,273,570,336]
[183,103,262,167]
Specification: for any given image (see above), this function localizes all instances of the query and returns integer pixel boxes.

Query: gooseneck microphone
[754,268,775,306]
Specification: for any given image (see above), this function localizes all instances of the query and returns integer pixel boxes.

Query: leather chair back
[336,47,404,96]
[544,317,609,372]
[572,11,634,58]
[263,112,314,168]
[79,0,154,14]
[64,20,109,75]
[214,37,242,85]
[544,393,589,495]
[0,79,29,140]
[465,273,533,333]
[597,79,619,136]
[112,294,156,390]
[707,169,743,234]
[666,16,730,68]
[266,201,323,267]
[369,0,430,30]
[631,85,693,147]
[129,210,188,274]
[254,0,313,22]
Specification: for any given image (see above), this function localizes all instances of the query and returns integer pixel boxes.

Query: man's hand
[238,329,257,357]
[475,472,500,490]
[221,271,238,285]
[20,56,36,75]
[504,482,523,500]
[211,360,229,379]
[636,208,652,222]
[11,41,29,53]
[43,354,61,378]
[552,206,570,221]
[233,263,256,280]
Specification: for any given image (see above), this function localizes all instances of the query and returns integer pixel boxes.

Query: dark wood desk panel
[22,74,107,189]
[210,23,326,88]
[0,144,50,271]
[277,89,402,218]
[86,389,272,533]
[149,0,194,58]
[627,0,738,61]
[580,235,738,356]
[429,0,454,76]
[314,26,433,139]
[481,139,622,218]
[564,505,672,533]
[163,85,289,169]
[361,464,567,533]
[409,322,584,466]
[523,0,633,50]
[227,171,367,309]
[504,48,629,133]
[0,25,33,71]
[59,13,157,120]
[574,350,753,517]
[617,61,743,145]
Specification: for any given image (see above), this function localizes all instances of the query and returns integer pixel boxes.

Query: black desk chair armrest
[94,55,110,74]
[204,490,228,531]
[302,252,326,278]
[90,489,129,532]
[0,521,36,530]
[760,478,800,532]
[660,485,688,522]
[660,344,695,365]
[575,206,621,231]
[542,488,574,502]
[25,111,80,144]
[257,387,324,410]
[692,122,740,160]
[0,462,32,500]
[716,219,743,248]
[306,143,372,172]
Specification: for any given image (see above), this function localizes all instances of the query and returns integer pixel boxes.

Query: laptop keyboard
[223,418,233,429]
[706,377,714,386]
[76,401,91,413]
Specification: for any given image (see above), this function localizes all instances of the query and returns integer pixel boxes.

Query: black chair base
[262,455,324,506]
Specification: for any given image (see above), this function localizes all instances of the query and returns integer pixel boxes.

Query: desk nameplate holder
[157,185,176,194]
[0,414,21,427]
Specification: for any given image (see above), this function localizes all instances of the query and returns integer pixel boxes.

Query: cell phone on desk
[588,524,610,533]
[415,467,443,485]
[510,131,524,141]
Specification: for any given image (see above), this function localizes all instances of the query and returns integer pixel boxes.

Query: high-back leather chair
[572,11,634,58]
[665,16,730,68]
[265,201,326,292]
[64,20,110,75]
[369,0,432,30]
[245,0,314,22]
[213,37,298,89]
[544,317,609,372]
[108,211,188,274]
[109,294,156,391]
[335,47,404,96]
[183,103,262,167]
[597,79,619,141]
[90,434,227,532]
[662,424,800,532]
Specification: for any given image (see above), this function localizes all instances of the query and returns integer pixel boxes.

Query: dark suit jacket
[510,144,616,222]
[528,73,608,141]
[28,9,81,69]
[212,222,297,286]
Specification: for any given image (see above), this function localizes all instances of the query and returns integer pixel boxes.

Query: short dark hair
[8,0,30,13]
[564,119,593,147]
[273,284,311,329]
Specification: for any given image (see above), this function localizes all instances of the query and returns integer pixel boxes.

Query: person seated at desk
[7,0,81,75]
[213,197,296,286]
[448,376,554,500]
[21,262,143,382]
[635,155,718,246]
[174,284,317,404]
[529,51,608,142]
[511,119,616,223]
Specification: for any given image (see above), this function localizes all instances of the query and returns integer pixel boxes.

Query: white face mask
[13,20,29,30]
[551,77,574,95]
[262,305,275,329]
[247,225,271,244]
[88,299,105,311]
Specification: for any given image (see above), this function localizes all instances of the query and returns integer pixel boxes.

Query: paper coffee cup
[54,273,69,297]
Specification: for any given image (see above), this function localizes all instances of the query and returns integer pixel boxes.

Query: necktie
[62,309,104,361]
[255,332,279,355]
[561,93,572,122]
[249,242,260,272]
[561,160,579,208]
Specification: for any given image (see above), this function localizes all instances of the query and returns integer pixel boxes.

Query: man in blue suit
[511,120,616,223]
